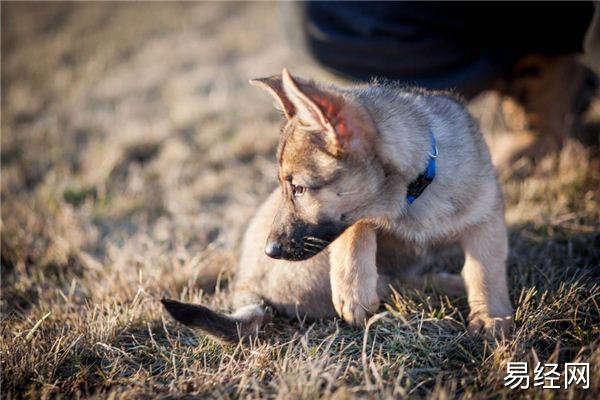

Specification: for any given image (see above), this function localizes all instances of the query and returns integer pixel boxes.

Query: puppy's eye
[291,184,306,197]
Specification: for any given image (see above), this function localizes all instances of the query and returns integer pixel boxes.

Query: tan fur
[163,69,513,341]
[329,223,380,326]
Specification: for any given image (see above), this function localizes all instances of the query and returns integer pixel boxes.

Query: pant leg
[280,1,594,98]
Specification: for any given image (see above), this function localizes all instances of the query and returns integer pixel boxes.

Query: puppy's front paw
[467,313,513,339]
[332,285,380,327]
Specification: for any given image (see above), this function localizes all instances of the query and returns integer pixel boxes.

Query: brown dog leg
[459,210,513,338]
[329,222,380,327]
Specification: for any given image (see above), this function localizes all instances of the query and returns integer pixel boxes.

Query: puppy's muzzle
[265,220,349,261]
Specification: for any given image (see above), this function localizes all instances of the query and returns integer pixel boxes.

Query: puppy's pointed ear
[249,75,295,120]
[281,68,357,156]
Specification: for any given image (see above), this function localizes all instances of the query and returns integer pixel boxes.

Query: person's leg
[281,2,594,96]
[281,1,510,97]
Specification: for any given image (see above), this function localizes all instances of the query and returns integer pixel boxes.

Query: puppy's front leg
[330,222,380,327]
[460,210,513,337]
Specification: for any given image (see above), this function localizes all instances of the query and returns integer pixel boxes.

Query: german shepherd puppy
[162,69,513,342]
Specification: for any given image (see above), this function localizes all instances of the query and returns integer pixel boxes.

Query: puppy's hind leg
[161,298,268,344]
[398,272,466,298]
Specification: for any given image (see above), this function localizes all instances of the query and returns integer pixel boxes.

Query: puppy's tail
[161,298,267,343]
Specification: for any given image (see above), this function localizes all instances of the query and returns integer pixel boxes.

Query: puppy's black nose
[265,241,282,258]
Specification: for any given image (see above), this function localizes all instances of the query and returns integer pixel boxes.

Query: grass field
[1,3,599,399]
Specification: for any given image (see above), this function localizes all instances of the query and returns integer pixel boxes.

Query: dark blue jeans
[281,1,594,98]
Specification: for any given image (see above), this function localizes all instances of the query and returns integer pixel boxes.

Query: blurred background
[1,2,599,398]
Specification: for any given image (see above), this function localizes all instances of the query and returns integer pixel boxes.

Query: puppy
[162,69,513,342]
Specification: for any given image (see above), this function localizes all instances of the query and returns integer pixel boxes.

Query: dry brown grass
[1,3,599,399]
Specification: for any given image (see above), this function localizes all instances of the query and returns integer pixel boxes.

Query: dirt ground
[1,3,599,399]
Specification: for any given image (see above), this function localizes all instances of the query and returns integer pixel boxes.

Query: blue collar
[406,130,437,204]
